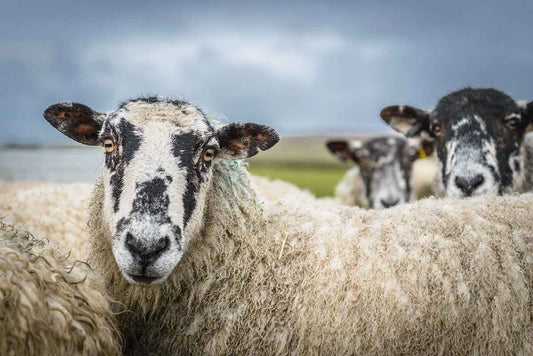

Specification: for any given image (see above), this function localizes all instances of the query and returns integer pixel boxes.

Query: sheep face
[381,88,532,198]
[43,98,279,285]
[327,136,431,209]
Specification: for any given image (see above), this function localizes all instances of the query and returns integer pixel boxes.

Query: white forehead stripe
[121,101,211,133]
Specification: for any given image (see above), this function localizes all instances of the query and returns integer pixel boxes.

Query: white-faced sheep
[0,220,121,355]
[326,136,435,208]
[43,97,533,355]
[380,87,533,197]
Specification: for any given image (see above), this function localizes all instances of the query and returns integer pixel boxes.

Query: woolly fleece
[0,220,121,355]
[89,159,533,355]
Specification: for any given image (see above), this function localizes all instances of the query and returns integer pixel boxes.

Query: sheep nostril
[380,198,400,208]
[471,174,484,189]
[455,174,485,195]
[125,233,170,265]
[125,232,141,254]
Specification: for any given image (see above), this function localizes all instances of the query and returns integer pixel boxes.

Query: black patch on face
[172,131,208,228]
[131,175,172,217]
[430,88,525,192]
[117,174,182,251]
[102,118,143,212]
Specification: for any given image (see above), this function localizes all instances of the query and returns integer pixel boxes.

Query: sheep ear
[43,103,104,146]
[380,105,431,137]
[407,135,435,160]
[326,140,351,162]
[216,123,280,159]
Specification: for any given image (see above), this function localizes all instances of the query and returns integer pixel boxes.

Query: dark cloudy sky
[1,0,532,144]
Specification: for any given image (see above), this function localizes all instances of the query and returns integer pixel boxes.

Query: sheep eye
[203,148,216,162]
[103,139,115,153]
[432,123,443,137]
[506,119,517,131]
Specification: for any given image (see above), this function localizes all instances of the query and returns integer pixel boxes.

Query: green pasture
[247,135,365,197]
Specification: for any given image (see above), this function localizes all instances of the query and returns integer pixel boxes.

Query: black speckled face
[99,99,217,285]
[354,137,417,209]
[381,88,532,198]
[430,89,528,197]
[327,136,421,209]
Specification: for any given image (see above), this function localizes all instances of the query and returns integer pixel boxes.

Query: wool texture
[0,182,93,261]
[0,220,121,356]
[88,159,533,355]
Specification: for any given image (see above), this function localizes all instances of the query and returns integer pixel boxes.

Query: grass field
[247,135,366,197]
[248,163,347,197]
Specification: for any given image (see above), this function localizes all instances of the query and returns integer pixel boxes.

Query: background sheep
[42,97,533,355]
[326,136,436,208]
[380,87,533,197]
[0,220,121,355]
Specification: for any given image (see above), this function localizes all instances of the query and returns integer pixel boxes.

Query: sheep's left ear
[216,123,279,159]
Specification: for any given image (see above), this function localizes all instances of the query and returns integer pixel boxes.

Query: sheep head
[44,97,279,285]
[380,88,533,198]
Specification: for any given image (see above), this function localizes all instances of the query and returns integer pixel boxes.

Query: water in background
[0,148,102,182]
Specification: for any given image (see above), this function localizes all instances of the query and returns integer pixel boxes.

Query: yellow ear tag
[418,147,427,159]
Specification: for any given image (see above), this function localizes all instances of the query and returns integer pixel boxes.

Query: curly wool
[0,221,121,356]
[89,158,533,355]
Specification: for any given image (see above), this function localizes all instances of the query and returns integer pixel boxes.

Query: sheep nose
[380,198,400,208]
[126,232,170,266]
[455,174,484,196]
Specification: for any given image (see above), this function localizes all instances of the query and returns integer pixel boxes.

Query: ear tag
[418,147,427,159]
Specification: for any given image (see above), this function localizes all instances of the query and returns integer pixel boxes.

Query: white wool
[0,182,93,261]
[250,175,316,203]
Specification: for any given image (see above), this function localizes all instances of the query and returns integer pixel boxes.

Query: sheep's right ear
[380,105,431,137]
[43,103,104,146]
[326,140,353,162]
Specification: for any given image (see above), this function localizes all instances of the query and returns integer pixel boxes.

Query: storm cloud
[1,0,532,144]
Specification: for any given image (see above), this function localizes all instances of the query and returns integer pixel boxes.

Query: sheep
[44,97,533,355]
[0,182,93,261]
[0,219,121,355]
[326,136,435,208]
[380,87,533,197]
[250,175,316,203]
